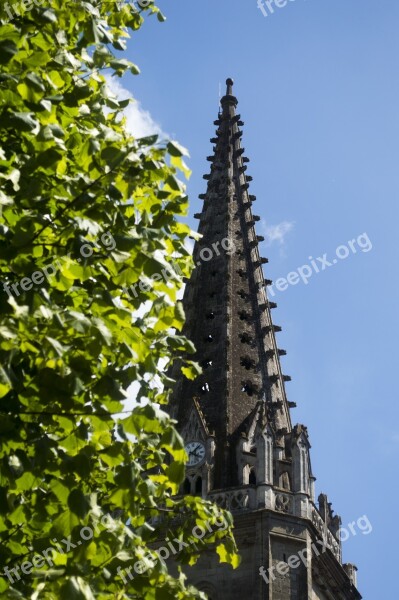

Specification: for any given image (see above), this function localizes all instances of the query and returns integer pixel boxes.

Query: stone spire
[168,79,361,600]
[170,79,293,488]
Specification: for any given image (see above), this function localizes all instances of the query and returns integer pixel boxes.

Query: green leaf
[50,479,70,503]
[0,40,18,64]
[216,539,241,568]
[16,471,38,491]
[38,8,58,23]
[167,140,190,157]
[52,510,80,538]
[181,361,202,380]
[9,112,38,131]
[0,366,11,398]
[68,489,90,519]
[166,461,185,486]
[60,577,95,600]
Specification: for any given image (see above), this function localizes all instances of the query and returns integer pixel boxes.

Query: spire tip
[221,78,238,107]
[226,78,234,95]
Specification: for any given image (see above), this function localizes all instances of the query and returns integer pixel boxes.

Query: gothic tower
[169,79,361,600]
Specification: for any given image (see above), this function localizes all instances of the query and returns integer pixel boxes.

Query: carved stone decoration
[311,505,341,562]
[331,514,342,539]
[208,488,256,512]
[292,426,312,495]
[275,493,291,513]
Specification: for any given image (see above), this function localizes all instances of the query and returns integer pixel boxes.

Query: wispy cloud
[105,76,166,139]
[262,220,294,246]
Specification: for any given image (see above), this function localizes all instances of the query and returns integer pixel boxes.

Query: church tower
[169,79,361,600]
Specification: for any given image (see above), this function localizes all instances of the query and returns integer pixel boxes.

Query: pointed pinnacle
[221,78,238,108]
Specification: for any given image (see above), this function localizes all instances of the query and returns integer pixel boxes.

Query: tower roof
[170,79,294,487]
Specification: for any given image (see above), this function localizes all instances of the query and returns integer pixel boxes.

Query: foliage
[0,1,238,597]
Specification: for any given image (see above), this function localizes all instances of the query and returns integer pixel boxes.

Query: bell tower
[168,79,361,600]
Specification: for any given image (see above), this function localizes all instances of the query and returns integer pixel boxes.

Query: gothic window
[279,471,291,491]
[195,476,203,496]
[183,478,191,495]
[249,468,257,485]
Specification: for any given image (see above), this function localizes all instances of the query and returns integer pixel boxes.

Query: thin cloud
[262,220,294,246]
[105,76,166,139]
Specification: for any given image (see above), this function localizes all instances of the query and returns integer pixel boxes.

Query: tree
[0,1,238,597]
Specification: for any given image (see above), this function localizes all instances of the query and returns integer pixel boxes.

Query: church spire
[168,79,361,600]
[170,78,293,488]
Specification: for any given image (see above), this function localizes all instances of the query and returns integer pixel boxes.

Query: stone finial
[343,563,358,588]
[221,77,238,107]
[318,493,334,526]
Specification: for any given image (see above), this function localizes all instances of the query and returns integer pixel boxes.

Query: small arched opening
[183,478,191,495]
[195,476,203,496]
[249,469,257,486]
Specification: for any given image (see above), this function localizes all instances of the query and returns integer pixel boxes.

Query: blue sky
[120,1,399,596]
